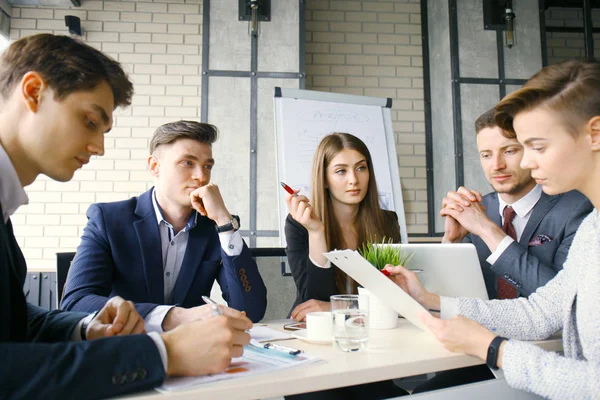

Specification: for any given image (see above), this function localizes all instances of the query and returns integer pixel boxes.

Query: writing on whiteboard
[302,110,370,123]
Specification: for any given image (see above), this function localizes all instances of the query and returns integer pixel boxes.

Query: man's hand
[190,183,232,226]
[440,187,484,243]
[383,264,440,311]
[290,299,330,322]
[86,296,146,340]
[418,312,496,361]
[162,304,250,331]
[161,315,252,377]
[441,193,507,252]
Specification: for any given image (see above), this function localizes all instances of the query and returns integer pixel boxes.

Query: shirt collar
[151,188,197,232]
[0,143,29,223]
[498,184,543,219]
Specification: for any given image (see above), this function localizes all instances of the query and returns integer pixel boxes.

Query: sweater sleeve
[502,340,600,399]
[457,267,568,340]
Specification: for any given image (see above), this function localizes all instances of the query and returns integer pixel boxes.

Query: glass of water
[330,294,369,352]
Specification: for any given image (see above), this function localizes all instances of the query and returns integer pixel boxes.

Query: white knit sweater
[457,209,600,399]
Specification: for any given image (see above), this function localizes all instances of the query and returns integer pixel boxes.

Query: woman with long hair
[389,59,600,399]
[285,132,401,321]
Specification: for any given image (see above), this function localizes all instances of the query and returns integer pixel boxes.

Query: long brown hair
[310,133,402,294]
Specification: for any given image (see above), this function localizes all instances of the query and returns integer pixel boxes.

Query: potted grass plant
[358,238,415,329]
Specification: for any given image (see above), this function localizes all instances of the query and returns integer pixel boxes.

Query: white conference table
[118,319,562,400]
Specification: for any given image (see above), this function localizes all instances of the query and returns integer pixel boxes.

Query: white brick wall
[305,0,427,234]
[9,0,203,270]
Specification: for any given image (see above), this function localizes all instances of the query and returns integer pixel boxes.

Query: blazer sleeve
[490,198,592,296]
[284,215,336,304]
[217,240,267,322]
[26,303,87,342]
[0,334,165,400]
[61,204,159,318]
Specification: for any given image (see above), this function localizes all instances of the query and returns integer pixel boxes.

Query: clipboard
[323,249,430,332]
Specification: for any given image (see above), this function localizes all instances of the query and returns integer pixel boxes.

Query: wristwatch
[486,336,508,370]
[216,215,240,233]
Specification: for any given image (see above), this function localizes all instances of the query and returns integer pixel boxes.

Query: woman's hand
[290,299,330,322]
[418,312,496,360]
[384,264,440,311]
[285,191,324,233]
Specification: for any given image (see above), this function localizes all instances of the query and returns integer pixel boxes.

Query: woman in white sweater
[387,59,600,399]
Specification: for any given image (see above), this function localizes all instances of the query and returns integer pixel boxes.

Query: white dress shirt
[144,189,244,333]
[486,184,543,264]
[0,143,168,371]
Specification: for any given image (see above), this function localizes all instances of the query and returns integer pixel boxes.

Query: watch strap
[216,215,240,233]
[486,336,508,370]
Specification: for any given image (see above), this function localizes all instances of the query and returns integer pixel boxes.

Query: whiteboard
[274,87,408,247]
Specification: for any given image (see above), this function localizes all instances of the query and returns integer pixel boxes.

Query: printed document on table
[249,326,292,342]
[323,249,431,332]
[157,340,322,393]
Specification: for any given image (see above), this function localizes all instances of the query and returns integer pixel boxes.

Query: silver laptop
[381,243,489,300]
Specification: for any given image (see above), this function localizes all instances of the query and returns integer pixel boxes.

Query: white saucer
[292,330,332,345]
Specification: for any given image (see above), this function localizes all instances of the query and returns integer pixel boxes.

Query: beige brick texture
[305,0,427,235]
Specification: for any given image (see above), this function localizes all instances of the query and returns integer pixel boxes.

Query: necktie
[497,206,518,299]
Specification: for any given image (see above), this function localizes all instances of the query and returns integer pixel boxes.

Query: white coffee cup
[306,311,332,342]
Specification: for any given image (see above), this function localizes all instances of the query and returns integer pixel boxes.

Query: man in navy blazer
[441,108,593,299]
[62,120,267,329]
[0,34,251,399]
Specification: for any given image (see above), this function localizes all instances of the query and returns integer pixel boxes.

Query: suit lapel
[487,193,502,227]
[133,190,164,304]
[519,193,560,246]
[170,217,212,305]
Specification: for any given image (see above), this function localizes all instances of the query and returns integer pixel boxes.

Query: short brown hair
[0,34,133,108]
[495,59,600,138]
[149,120,219,154]
[474,107,498,134]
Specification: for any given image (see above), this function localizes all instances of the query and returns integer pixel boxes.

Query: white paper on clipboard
[323,249,431,332]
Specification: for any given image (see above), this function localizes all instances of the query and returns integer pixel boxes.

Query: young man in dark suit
[0,34,251,399]
[440,107,593,300]
[62,121,267,329]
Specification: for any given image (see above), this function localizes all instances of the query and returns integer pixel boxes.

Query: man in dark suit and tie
[62,120,267,329]
[0,34,251,399]
[440,107,593,299]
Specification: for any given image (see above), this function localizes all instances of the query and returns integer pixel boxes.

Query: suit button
[245,286,251,292]
[126,371,137,383]
[137,368,147,380]
[516,282,522,288]
[112,374,124,385]
[239,268,246,275]
[504,273,510,279]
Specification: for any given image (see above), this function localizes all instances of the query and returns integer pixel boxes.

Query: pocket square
[529,234,552,247]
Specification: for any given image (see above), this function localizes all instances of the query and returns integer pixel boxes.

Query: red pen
[280,182,298,197]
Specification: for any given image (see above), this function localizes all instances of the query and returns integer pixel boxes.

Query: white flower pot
[358,287,398,330]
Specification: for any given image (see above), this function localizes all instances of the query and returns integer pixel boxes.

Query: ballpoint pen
[280,182,298,197]
[264,342,303,356]
[202,295,223,316]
